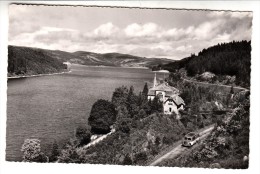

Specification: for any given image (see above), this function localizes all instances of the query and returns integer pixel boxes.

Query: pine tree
[111,86,129,108]
[127,86,138,117]
[142,83,149,97]
[115,106,132,134]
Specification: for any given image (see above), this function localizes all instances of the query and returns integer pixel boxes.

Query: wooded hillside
[8,45,173,73]
[160,41,251,88]
[8,46,67,76]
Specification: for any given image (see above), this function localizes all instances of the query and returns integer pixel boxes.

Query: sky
[9,5,252,60]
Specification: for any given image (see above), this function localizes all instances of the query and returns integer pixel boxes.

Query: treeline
[160,41,251,87]
[88,84,163,135]
[8,46,67,76]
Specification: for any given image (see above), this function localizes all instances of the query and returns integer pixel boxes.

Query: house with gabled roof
[147,73,185,118]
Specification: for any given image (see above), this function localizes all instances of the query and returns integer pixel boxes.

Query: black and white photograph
[1,1,259,173]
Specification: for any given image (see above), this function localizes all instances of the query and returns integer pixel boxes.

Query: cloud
[9,8,253,60]
[214,33,231,42]
[161,26,194,41]
[207,11,252,19]
[93,22,119,37]
[176,45,192,52]
[124,23,160,37]
[193,19,225,40]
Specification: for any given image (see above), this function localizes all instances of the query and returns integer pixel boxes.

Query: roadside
[147,124,215,166]
[182,78,249,92]
[77,128,116,152]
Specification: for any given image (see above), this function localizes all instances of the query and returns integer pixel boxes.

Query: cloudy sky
[9,5,252,60]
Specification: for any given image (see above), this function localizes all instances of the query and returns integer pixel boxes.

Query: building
[147,73,185,118]
[63,62,71,70]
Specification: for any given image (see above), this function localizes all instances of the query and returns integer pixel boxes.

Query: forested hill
[8,46,173,75]
[160,41,251,88]
[8,46,67,77]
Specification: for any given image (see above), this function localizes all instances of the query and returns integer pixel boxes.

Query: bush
[122,154,133,165]
[88,99,117,134]
[49,141,60,162]
[75,125,91,146]
[21,139,48,162]
[58,139,81,163]
[134,152,148,164]
[136,109,147,119]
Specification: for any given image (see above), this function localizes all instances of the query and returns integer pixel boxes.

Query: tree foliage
[160,41,251,87]
[111,86,129,108]
[122,154,133,165]
[49,141,60,162]
[58,139,81,163]
[127,86,139,117]
[75,125,91,146]
[150,96,163,114]
[21,139,48,162]
[142,83,149,97]
[115,106,132,134]
[8,46,67,76]
[88,99,117,134]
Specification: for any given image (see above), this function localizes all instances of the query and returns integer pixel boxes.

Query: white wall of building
[163,100,179,115]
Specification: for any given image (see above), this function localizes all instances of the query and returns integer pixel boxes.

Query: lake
[6,64,166,161]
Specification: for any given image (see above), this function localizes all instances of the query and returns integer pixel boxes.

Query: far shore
[7,63,151,80]
[71,63,149,69]
[7,70,71,80]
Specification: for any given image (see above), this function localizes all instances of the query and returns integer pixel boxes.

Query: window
[169,108,172,112]
[157,93,163,101]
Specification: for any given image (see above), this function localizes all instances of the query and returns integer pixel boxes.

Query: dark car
[182,132,200,147]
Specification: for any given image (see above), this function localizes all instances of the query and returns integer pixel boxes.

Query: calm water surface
[6,65,166,161]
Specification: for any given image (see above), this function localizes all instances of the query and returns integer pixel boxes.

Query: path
[77,128,116,153]
[148,125,215,166]
[182,78,249,92]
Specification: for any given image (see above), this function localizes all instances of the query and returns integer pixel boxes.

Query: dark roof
[165,95,185,106]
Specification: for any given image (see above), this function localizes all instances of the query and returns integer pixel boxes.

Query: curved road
[182,78,249,92]
[148,125,215,166]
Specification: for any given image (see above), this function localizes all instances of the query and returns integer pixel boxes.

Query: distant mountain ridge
[9,45,174,69]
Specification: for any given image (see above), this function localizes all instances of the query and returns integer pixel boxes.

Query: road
[182,78,249,92]
[77,128,115,153]
[148,125,215,166]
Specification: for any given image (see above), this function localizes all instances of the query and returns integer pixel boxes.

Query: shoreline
[71,63,149,69]
[7,70,72,80]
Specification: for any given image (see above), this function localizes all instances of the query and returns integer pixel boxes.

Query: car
[182,132,200,147]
